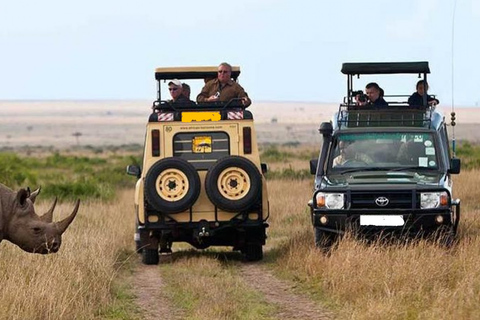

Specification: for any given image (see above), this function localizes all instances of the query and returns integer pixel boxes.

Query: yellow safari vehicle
[127,66,269,264]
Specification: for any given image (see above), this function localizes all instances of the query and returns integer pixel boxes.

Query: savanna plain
[1,101,480,320]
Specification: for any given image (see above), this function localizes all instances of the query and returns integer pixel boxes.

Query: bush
[456,142,480,170]
[265,166,311,180]
[0,151,142,201]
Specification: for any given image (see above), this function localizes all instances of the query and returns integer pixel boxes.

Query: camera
[351,90,368,103]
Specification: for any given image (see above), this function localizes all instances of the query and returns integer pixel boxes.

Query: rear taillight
[243,127,252,154]
[152,129,160,156]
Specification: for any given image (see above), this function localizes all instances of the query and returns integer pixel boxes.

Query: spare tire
[145,158,200,214]
[205,156,262,212]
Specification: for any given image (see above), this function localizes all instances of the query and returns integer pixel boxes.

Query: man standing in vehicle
[197,62,251,107]
[356,82,388,107]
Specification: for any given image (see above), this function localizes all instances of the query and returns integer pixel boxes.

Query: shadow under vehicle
[127,66,269,264]
[308,61,461,248]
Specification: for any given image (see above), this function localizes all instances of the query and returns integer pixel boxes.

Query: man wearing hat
[168,79,188,103]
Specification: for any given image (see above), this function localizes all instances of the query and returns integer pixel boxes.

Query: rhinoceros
[0,184,79,254]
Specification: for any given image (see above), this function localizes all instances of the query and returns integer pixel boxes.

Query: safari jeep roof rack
[341,61,430,105]
[154,66,241,102]
[150,66,251,123]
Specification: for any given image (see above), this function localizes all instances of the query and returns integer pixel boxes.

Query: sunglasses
[169,88,178,91]
[218,70,230,74]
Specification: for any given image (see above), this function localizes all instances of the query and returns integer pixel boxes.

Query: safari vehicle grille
[350,190,418,209]
[173,132,230,170]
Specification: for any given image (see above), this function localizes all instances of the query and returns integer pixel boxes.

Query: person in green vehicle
[408,80,439,107]
[333,140,373,167]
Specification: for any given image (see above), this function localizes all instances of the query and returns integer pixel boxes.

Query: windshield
[329,132,439,171]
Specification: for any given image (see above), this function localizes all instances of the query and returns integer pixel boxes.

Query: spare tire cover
[205,156,261,212]
[145,158,200,214]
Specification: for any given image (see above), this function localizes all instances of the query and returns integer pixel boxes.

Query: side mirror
[126,165,142,178]
[261,163,268,174]
[309,159,318,175]
[448,158,461,174]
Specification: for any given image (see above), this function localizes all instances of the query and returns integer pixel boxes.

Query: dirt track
[239,263,332,319]
[131,256,333,319]
[133,262,185,320]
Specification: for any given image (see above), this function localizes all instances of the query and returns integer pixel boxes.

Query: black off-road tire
[145,158,201,214]
[244,244,263,261]
[142,248,159,265]
[205,156,262,212]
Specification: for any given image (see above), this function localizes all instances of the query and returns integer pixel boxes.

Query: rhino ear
[16,189,29,207]
[29,187,41,204]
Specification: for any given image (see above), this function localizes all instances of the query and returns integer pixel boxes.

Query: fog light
[435,215,444,224]
[320,215,328,225]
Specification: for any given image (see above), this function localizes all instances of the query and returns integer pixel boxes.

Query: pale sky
[1,0,479,106]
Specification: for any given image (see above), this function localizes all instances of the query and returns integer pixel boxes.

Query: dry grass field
[0,149,478,319]
[1,101,480,319]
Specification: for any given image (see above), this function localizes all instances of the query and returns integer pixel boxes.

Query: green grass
[456,141,480,170]
[265,166,311,180]
[0,151,142,201]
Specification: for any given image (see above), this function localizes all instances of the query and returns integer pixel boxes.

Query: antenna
[450,0,458,156]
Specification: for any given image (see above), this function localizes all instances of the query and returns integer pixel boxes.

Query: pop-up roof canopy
[341,61,430,75]
[155,66,241,81]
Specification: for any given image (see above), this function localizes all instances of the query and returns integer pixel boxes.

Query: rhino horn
[40,197,57,223]
[29,187,41,204]
[56,200,80,234]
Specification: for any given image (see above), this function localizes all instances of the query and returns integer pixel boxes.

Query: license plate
[360,215,405,226]
[192,136,212,153]
[182,111,221,122]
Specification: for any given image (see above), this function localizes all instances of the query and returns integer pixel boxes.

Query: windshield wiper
[334,167,387,175]
[388,166,437,172]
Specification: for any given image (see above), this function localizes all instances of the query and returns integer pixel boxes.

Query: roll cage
[341,61,431,106]
[154,66,241,101]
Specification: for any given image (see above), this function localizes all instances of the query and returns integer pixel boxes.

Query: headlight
[420,192,449,209]
[316,193,344,209]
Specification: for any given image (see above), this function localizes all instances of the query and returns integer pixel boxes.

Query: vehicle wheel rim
[156,169,189,202]
[217,167,250,200]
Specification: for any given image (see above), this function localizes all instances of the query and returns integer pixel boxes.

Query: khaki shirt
[196,79,252,107]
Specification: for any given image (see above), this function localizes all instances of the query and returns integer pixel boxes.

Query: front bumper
[312,209,457,236]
